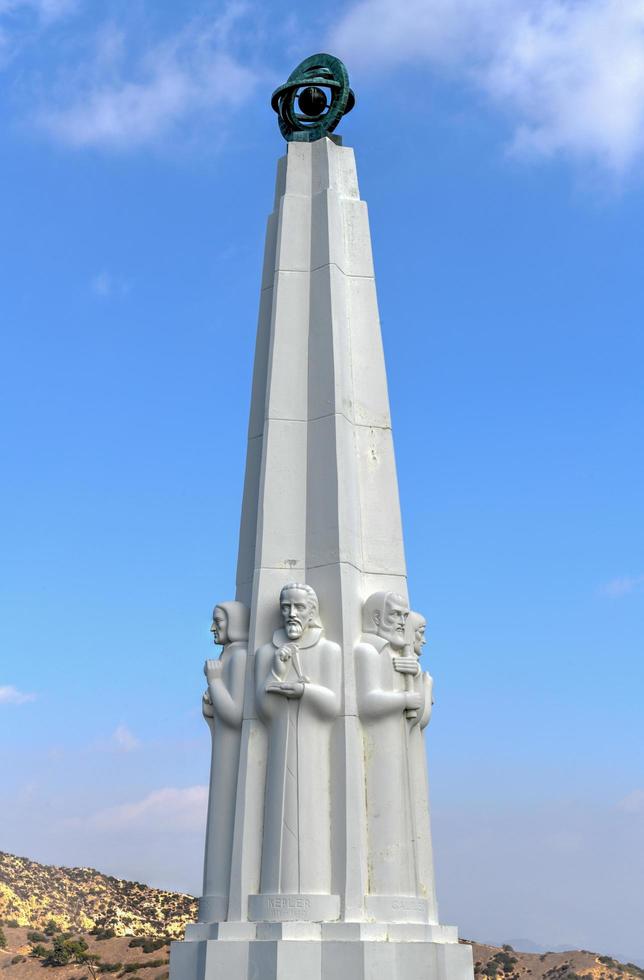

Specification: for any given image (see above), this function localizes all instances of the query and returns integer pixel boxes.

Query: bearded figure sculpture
[200,600,250,923]
[251,583,341,920]
[355,591,435,921]
[407,611,433,730]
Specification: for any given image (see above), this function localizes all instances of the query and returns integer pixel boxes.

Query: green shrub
[128,937,167,953]
[30,943,49,958]
[0,926,6,950]
[27,929,48,942]
[492,950,518,973]
[92,927,117,940]
[119,962,164,975]
[44,936,74,966]
[45,919,62,935]
[44,935,90,967]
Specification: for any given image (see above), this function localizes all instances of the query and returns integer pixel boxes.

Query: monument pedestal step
[170,933,473,980]
[184,920,459,943]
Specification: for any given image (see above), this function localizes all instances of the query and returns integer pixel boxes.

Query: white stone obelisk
[170,136,474,980]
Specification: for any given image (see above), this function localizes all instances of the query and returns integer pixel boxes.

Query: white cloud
[90,270,131,299]
[617,789,644,813]
[36,0,76,20]
[599,574,644,597]
[91,270,112,297]
[0,0,76,22]
[73,785,208,832]
[331,0,644,174]
[0,684,36,705]
[0,0,76,66]
[37,6,259,150]
[111,724,140,752]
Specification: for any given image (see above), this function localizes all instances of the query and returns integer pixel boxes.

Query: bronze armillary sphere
[271,53,355,142]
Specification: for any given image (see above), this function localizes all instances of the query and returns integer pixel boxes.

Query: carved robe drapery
[408,670,438,918]
[355,633,418,898]
[255,627,341,897]
[201,604,248,922]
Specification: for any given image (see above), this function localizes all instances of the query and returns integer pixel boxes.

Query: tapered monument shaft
[229,138,412,924]
[236,137,407,638]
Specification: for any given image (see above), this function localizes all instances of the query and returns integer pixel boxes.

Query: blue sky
[1,0,643,964]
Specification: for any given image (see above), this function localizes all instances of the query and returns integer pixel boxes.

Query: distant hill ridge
[0,852,197,939]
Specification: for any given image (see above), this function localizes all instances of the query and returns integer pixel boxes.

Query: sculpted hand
[266,681,305,699]
[272,644,296,682]
[405,692,422,712]
[279,682,305,699]
[393,656,421,676]
[204,659,223,684]
[202,691,215,719]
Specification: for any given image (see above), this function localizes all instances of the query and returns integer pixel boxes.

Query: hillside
[469,942,644,980]
[0,853,196,939]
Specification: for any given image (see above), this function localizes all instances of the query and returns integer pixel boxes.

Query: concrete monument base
[170,928,473,980]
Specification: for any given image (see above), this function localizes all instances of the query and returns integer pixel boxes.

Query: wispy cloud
[70,785,208,832]
[331,0,644,175]
[617,789,644,814]
[0,684,36,705]
[0,0,76,65]
[36,5,260,150]
[91,270,112,297]
[111,724,140,752]
[0,0,77,23]
[90,270,131,299]
[599,574,644,598]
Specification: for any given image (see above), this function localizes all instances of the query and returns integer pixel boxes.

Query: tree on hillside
[43,936,101,978]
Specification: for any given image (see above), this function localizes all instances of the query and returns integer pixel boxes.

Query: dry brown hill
[1,852,643,980]
[469,941,644,980]
[0,852,196,940]
[0,925,171,979]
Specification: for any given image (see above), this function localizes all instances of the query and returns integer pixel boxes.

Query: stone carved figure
[355,592,423,903]
[254,583,341,908]
[200,601,250,922]
[405,610,438,920]
[407,611,433,730]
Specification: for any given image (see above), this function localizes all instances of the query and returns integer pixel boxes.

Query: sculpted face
[413,620,427,657]
[210,606,229,646]
[280,587,313,641]
[374,594,409,650]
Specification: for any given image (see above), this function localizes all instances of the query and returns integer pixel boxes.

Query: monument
[170,54,474,980]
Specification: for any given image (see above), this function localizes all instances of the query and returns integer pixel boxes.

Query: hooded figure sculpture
[201,600,250,922]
